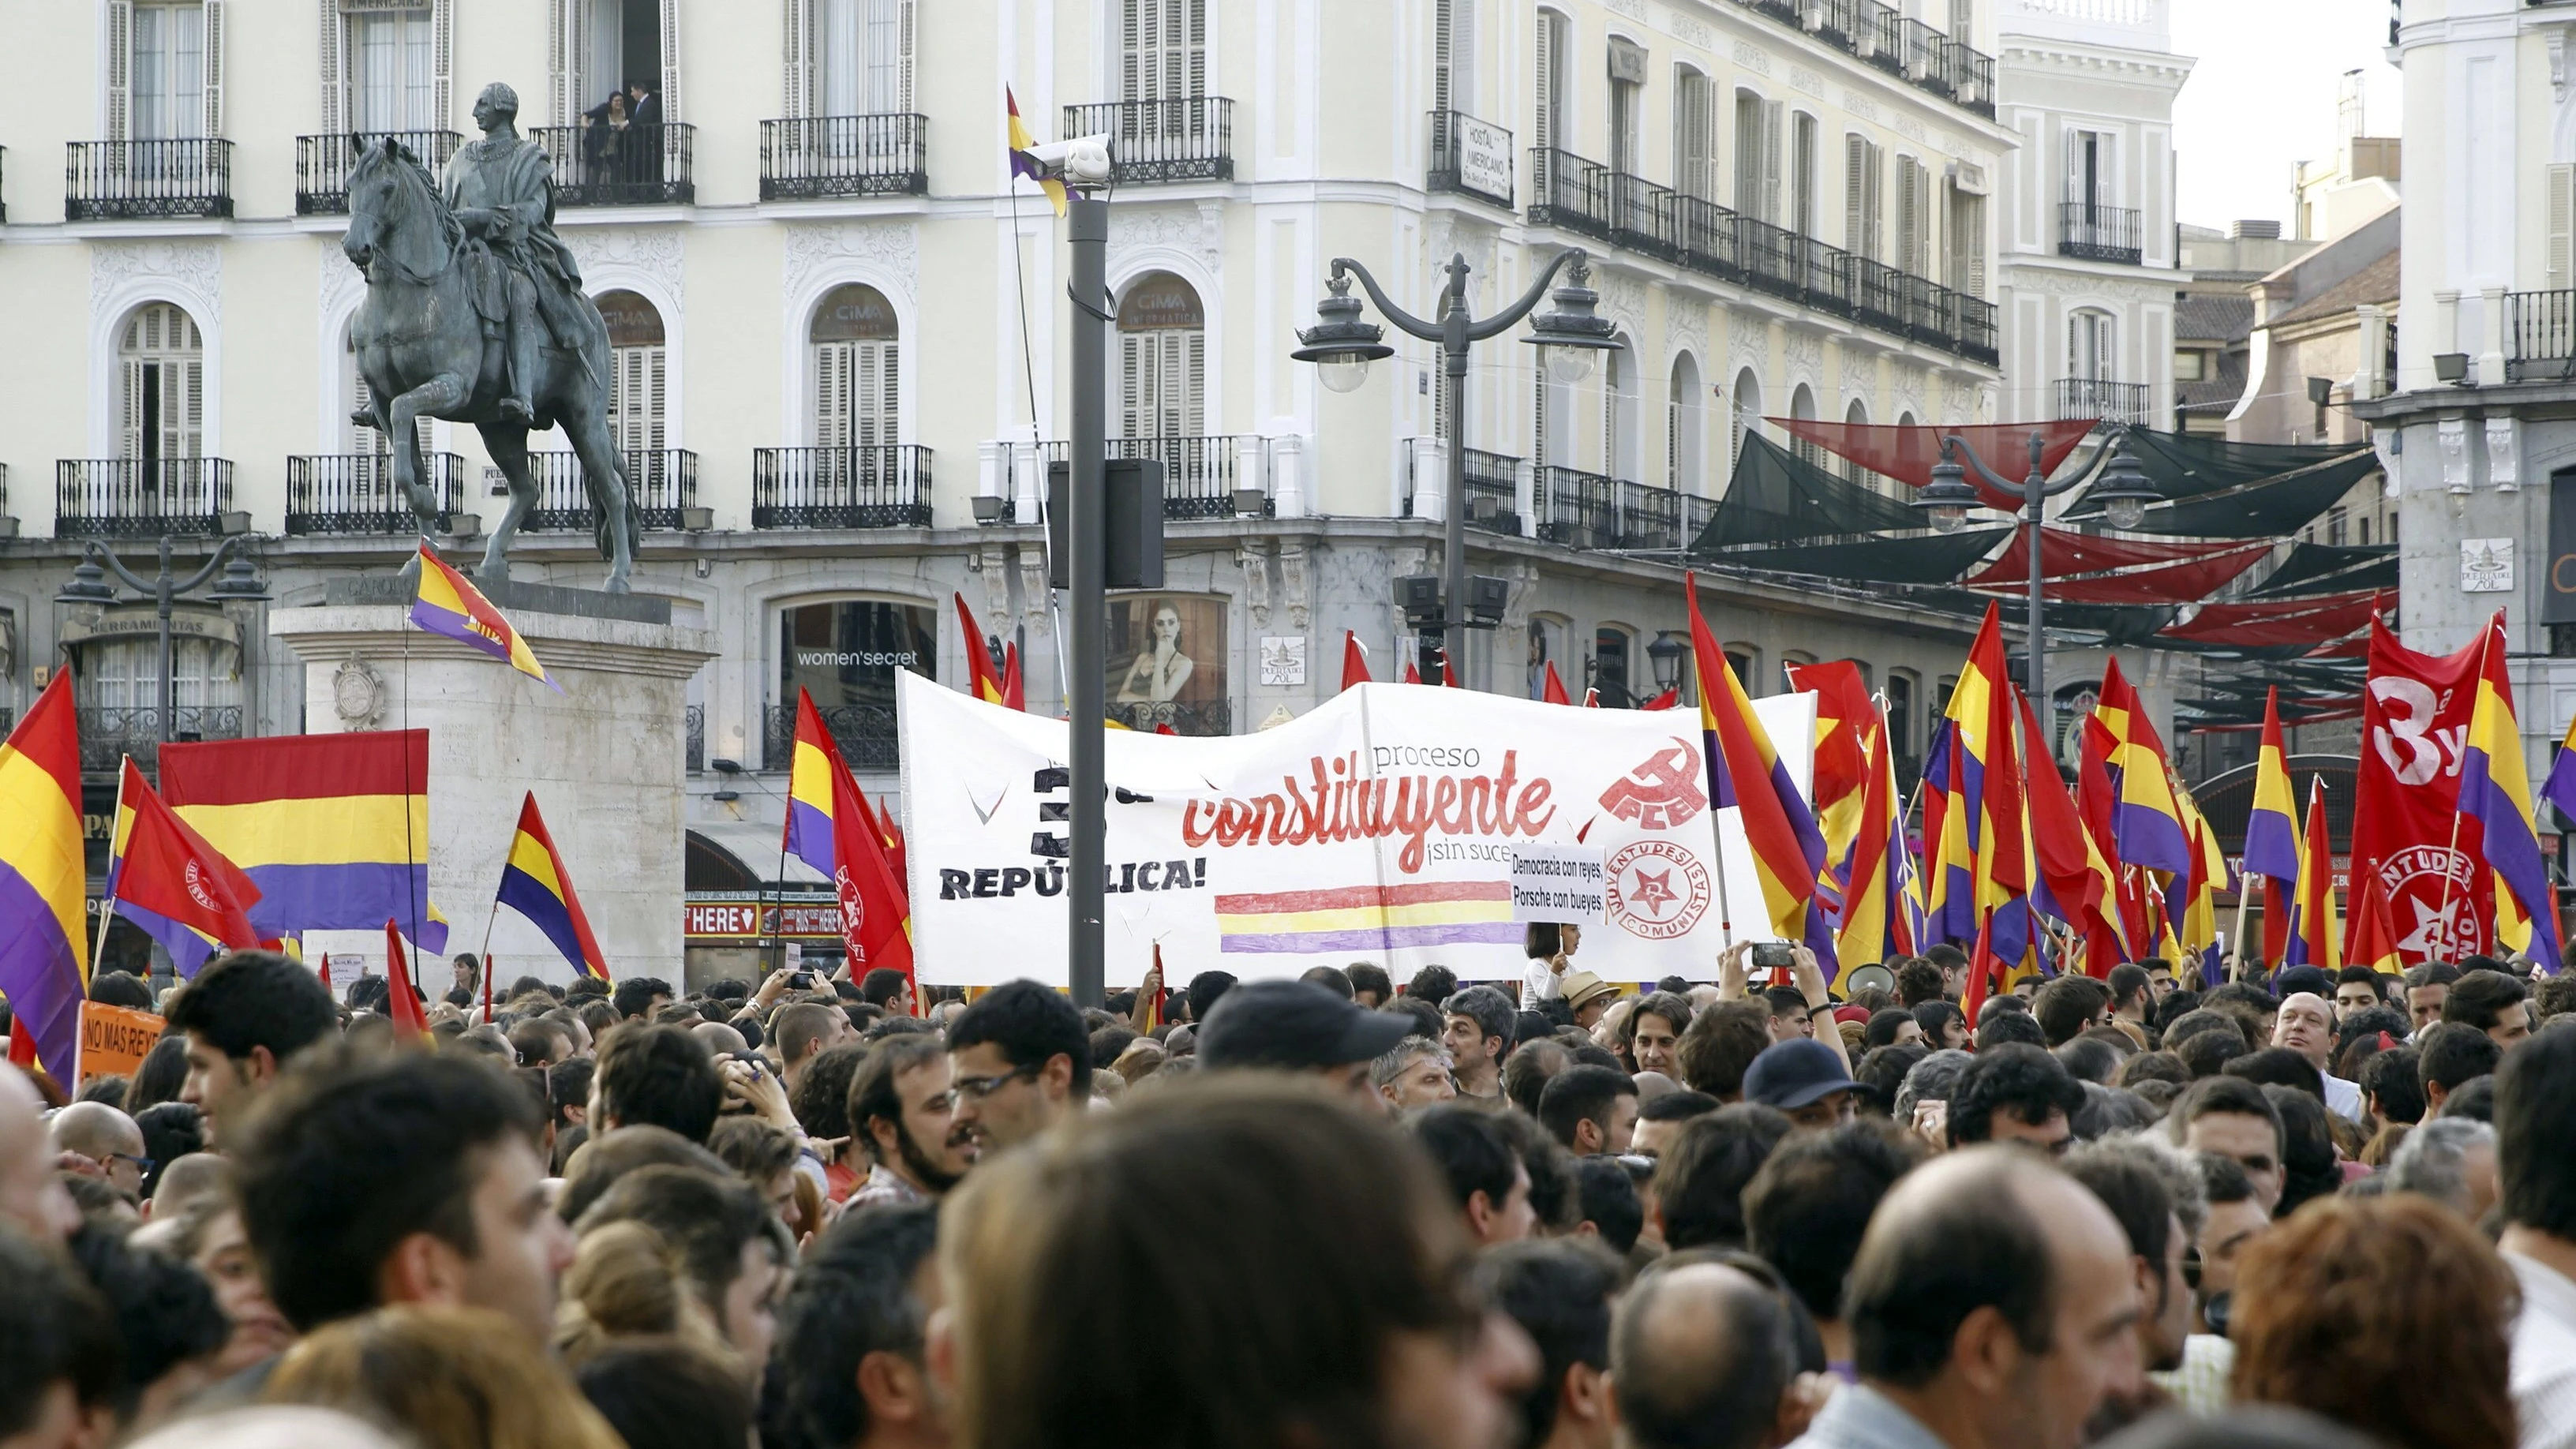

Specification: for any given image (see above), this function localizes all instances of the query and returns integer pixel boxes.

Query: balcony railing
[752,445,934,529]
[1617,481,1692,550]
[2058,203,2144,264]
[528,123,695,206]
[1006,436,1266,519]
[1064,99,1233,183]
[1538,466,1619,550]
[766,700,897,771]
[524,448,696,531]
[56,459,234,537]
[759,114,928,199]
[77,706,245,774]
[295,130,464,214]
[66,139,233,220]
[2506,290,2576,383]
[1427,110,1514,209]
[286,452,468,534]
[2054,378,2150,425]
[1529,149,1997,365]
[1724,0,1994,118]
[1404,442,1525,535]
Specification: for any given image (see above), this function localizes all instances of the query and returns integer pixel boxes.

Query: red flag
[2350,619,2491,963]
[115,773,264,953]
[317,953,332,994]
[1341,632,1371,691]
[1582,687,1600,708]
[1440,650,1463,688]
[2019,690,2121,976]
[383,919,428,1039]
[1640,687,1680,711]
[954,593,1011,706]
[1002,642,1026,711]
[829,751,916,997]
[1541,661,1572,706]
[2350,871,2403,975]
[1402,657,1422,685]
[1784,661,1876,817]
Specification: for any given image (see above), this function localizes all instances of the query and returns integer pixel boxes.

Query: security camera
[1024,133,1114,188]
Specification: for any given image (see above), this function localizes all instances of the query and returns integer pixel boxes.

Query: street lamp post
[1294,249,1620,685]
[1911,429,2158,734]
[55,535,271,746]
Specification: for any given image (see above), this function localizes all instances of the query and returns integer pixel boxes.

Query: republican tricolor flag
[495,793,612,981]
[2458,612,2563,968]
[1686,575,1836,976]
[410,542,557,691]
[0,674,88,1083]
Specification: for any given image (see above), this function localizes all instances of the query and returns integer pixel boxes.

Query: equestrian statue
[342,80,639,592]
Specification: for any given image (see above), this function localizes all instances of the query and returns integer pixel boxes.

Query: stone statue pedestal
[269,579,715,986]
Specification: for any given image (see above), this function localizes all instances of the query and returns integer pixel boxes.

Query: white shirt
[2320,1072,2364,1125]
[1522,960,1563,1009]
[2507,1249,2576,1449]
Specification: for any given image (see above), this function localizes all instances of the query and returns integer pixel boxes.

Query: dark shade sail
[2066,433,2379,539]
[1694,527,2012,584]
[1694,432,1931,548]
[2248,541,2398,597]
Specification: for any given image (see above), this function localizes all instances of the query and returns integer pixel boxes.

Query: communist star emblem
[1630,867,1679,915]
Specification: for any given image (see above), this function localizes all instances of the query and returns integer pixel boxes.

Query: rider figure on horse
[444,80,590,426]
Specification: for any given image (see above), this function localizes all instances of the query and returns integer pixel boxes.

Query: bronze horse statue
[340,137,638,591]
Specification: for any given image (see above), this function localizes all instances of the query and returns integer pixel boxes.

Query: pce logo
[1598,739,1707,831]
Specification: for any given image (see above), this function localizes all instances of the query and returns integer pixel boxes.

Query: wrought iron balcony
[523,448,696,531]
[759,114,928,199]
[765,700,898,771]
[1529,149,1619,244]
[66,139,233,220]
[1427,110,1513,209]
[1730,0,1993,118]
[1064,99,1234,183]
[1004,437,1268,519]
[286,451,468,534]
[752,445,934,529]
[2054,378,2150,425]
[528,123,695,206]
[1617,481,1690,551]
[56,459,234,537]
[77,706,245,773]
[1404,442,1525,535]
[2506,290,2576,383]
[295,130,464,214]
[2059,203,2144,264]
[1538,466,1619,550]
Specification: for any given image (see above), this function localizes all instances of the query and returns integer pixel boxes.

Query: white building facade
[1991,0,2188,432]
[0,0,2035,970]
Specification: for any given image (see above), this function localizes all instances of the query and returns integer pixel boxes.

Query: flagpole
[477,897,500,1024]
[766,691,803,981]
[91,756,131,976]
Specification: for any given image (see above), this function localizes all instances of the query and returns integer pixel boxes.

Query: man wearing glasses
[48,1100,152,1207]
[946,979,1091,1155]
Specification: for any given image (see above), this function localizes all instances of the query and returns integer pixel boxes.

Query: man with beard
[848,1036,976,1208]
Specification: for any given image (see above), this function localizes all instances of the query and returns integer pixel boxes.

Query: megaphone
[1024,133,1114,189]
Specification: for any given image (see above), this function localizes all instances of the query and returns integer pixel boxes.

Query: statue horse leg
[389,373,470,534]
[557,395,636,594]
[477,422,540,583]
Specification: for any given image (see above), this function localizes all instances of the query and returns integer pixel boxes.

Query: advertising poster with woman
[1109,595,1227,735]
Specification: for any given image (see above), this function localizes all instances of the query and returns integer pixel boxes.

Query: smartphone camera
[1750,942,1795,970]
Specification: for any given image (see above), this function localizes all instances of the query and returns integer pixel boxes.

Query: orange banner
[77,1002,163,1085]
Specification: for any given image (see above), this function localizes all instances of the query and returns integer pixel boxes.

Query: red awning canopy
[2160,590,2393,647]
[1963,529,2271,605]
[1769,418,2100,511]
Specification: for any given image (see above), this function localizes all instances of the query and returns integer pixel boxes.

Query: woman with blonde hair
[552,1219,735,1371]
[265,1305,627,1449]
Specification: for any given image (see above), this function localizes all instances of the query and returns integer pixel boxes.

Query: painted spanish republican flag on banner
[495,793,613,981]
[0,673,88,1083]
[410,542,558,691]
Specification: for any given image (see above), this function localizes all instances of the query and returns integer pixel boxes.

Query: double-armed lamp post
[1293,249,1622,684]
[1911,428,2159,731]
[56,535,271,745]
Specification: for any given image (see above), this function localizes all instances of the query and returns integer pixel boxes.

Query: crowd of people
[5,937,2576,1449]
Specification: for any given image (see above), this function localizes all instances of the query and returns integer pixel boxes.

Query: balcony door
[1673,68,1715,202]
[817,0,912,117]
[1533,9,1567,157]
[594,290,666,462]
[573,0,665,117]
[127,2,208,140]
[121,304,204,474]
[346,5,435,135]
[2065,127,2110,220]
[1118,272,1205,439]
[1734,92,1780,226]
[1123,0,1207,102]
[2069,309,2114,384]
[811,283,900,452]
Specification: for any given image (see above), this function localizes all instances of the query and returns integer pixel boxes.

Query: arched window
[1668,353,1703,494]
[1789,382,1822,472]
[1118,271,1205,438]
[1603,337,1639,480]
[1885,669,1918,766]
[1731,369,1762,469]
[809,282,900,449]
[1842,396,1872,492]
[1594,626,1635,708]
[593,289,666,456]
[1724,643,1761,696]
[84,631,240,733]
[120,302,204,470]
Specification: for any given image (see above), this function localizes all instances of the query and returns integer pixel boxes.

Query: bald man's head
[1612,1263,1799,1449]
[148,1151,233,1220]
[48,1101,144,1161]
[0,1065,79,1238]
[691,1020,749,1058]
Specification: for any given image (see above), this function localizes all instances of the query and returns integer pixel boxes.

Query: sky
[2168,0,2402,231]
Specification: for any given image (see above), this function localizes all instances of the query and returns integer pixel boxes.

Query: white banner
[897,673,1814,987]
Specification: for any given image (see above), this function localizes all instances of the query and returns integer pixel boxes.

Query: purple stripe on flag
[410,597,512,666]
[112,899,223,977]
[2242,811,2300,883]
[1219,922,1526,954]
[242,863,444,953]
[785,799,835,880]
[0,862,84,1082]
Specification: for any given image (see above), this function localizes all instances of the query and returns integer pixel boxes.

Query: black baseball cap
[1742,1039,1859,1109]
[1198,979,1416,1071]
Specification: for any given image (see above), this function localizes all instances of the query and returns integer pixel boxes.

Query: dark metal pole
[1067,195,1109,1009]
[2022,430,2046,754]
[1442,256,1471,687]
[155,537,176,746]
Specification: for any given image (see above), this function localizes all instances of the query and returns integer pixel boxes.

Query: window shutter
[1121,334,1144,437]
[1763,101,1784,225]
[107,0,133,140]
[1601,352,1616,475]
[782,0,807,119]
[1734,93,1759,215]
[1454,0,1477,115]
[203,0,224,137]
[122,357,146,462]
[178,358,204,459]
[815,342,844,447]
[1534,13,1556,154]
[432,0,451,126]
[1845,134,1866,257]
[1435,0,1452,115]
[1666,381,1679,490]
[896,0,915,112]
[2550,164,2575,290]
[1182,329,1205,435]
[1186,0,1207,100]
[318,0,341,134]
[646,346,667,452]
[878,339,900,444]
